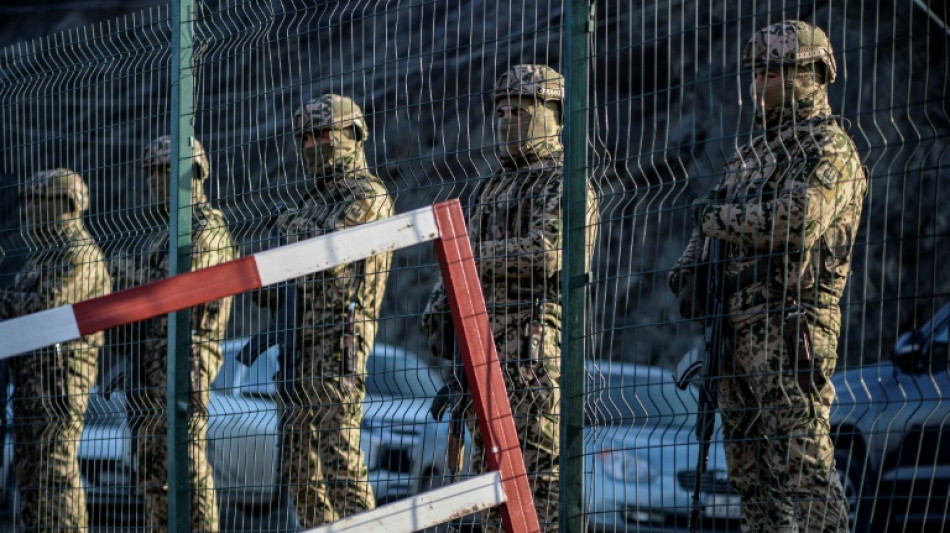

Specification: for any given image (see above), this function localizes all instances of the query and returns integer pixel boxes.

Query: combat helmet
[293,94,368,142]
[742,21,837,83]
[493,64,565,106]
[141,135,210,181]
[26,168,89,213]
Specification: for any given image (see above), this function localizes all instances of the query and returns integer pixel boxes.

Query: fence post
[561,1,593,532]
[169,0,196,530]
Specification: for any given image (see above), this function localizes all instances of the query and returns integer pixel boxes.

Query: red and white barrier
[307,471,506,533]
[0,207,439,359]
[0,200,540,533]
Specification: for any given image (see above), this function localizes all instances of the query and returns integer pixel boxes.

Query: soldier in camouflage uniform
[111,136,236,532]
[669,22,866,533]
[0,169,111,533]
[267,94,392,526]
[422,65,599,532]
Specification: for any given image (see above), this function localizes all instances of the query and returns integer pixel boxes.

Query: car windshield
[585,366,697,428]
[213,340,443,399]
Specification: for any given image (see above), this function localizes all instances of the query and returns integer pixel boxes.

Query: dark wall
[1,0,947,368]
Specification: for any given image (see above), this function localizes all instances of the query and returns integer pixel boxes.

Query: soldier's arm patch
[810,158,843,189]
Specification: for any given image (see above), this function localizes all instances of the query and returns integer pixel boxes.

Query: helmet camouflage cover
[742,20,837,83]
[26,168,90,212]
[293,94,368,142]
[141,135,210,181]
[493,64,565,104]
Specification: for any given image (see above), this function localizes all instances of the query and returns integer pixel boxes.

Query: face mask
[751,65,825,111]
[495,95,561,158]
[148,166,171,206]
[750,66,788,110]
[147,164,205,211]
[788,68,825,105]
[24,193,75,238]
[302,128,361,174]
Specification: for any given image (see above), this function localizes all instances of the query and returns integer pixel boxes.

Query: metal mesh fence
[0,1,947,532]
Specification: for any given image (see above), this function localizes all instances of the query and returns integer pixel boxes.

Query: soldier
[422,64,599,532]
[0,169,111,533]
[268,94,393,526]
[111,136,236,532]
[668,21,866,532]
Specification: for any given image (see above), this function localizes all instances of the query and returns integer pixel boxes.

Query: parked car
[70,340,457,523]
[584,361,738,533]
[831,302,950,532]
[208,339,458,508]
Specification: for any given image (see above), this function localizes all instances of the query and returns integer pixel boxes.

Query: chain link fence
[0,0,948,532]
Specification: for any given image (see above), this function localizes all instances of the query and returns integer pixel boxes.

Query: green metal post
[560,1,593,532]
[169,0,195,530]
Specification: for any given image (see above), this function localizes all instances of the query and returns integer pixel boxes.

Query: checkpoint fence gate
[0,200,541,533]
[2,1,949,533]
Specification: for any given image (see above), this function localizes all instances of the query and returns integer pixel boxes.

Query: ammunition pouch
[782,301,828,395]
[522,318,543,365]
[341,326,360,378]
[341,300,362,380]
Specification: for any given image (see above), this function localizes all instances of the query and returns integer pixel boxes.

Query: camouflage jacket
[670,111,867,327]
[279,170,394,346]
[471,150,597,307]
[423,149,599,343]
[0,221,111,354]
[111,204,237,354]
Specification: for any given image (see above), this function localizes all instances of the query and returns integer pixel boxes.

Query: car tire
[834,447,874,533]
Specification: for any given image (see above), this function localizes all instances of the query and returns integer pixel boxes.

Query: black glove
[430,382,456,421]
[429,371,467,421]
[691,187,729,228]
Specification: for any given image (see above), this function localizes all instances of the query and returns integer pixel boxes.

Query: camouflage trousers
[11,347,96,533]
[128,344,221,533]
[280,337,375,528]
[467,306,561,533]
[718,311,849,533]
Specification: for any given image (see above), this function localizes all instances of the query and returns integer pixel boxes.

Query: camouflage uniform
[669,22,866,533]
[423,65,599,532]
[111,136,236,532]
[274,94,393,527]
[0,169,111,533]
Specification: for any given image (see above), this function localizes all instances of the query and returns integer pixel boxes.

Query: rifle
[676,236,727,533]
[237,205,297,386]
[429,310,466,480]
[522,298,544,366]
[341,300,359,386]
[341,249,367,384]
[446,350,467,478]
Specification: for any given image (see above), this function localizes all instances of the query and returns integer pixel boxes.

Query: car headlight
[596,447,658,483]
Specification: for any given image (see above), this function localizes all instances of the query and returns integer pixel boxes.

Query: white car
[208,340,457,507]
[70,341,456,523]
[584,361,738,533]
